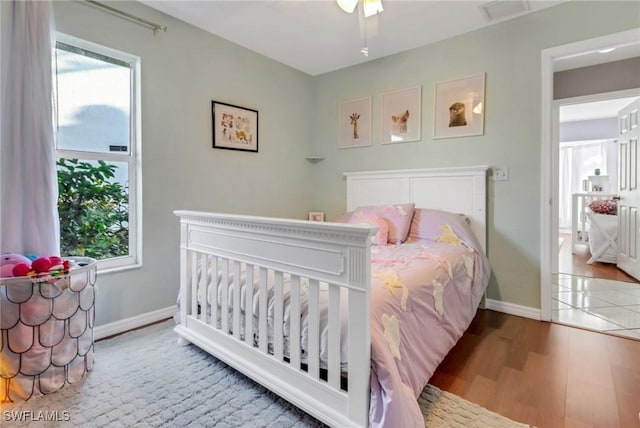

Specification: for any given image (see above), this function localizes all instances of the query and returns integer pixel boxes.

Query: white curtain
[558,139,618,230]
[0,0,59,256]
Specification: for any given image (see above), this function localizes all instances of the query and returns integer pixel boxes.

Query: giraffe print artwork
[350,113,360,140]
[338,97,371,148]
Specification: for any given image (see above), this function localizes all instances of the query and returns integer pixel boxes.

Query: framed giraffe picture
[338,97,372,149]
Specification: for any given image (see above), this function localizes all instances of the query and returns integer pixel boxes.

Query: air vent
[480,0,531,22]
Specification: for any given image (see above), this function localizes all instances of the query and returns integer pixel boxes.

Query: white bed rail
[174,210,375,428]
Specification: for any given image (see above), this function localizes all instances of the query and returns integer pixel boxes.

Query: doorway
[541,28,640,340]
[554,95,640,340]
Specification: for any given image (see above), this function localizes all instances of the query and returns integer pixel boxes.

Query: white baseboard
[485,299,541,320]
[94,305,176,340]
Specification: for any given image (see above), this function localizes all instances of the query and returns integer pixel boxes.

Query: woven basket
[0,257,97,402]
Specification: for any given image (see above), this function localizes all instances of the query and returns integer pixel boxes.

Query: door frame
[540,28,640,322]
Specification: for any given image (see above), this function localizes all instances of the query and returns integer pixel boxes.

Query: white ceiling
[140,0,639,122]
[141,0,568,76]
[554,43,640,72]
[560,96,639,123]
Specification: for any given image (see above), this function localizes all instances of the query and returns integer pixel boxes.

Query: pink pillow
[407,208,481,249]
[589,199,617,215]
[352,203,415,244]
[348,213,389,246]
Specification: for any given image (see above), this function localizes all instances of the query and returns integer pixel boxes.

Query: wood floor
[430,309,640,428]
[559,233,638,283]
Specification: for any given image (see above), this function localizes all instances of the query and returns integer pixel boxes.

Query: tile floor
[552,273,640,340]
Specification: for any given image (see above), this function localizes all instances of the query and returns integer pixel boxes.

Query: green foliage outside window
[57,158,129,259]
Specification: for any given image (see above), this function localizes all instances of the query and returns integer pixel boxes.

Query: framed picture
[338,97,372,148]
[433,73,485,139]
[212,101,258,152]
[308,211,325,222]
[381,86,421,144]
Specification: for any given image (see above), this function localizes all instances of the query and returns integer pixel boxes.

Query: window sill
[98,263,143,276]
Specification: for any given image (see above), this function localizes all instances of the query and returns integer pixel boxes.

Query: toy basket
[0,257,97,402]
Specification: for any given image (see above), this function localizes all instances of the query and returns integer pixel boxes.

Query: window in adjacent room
[54,34,141,271]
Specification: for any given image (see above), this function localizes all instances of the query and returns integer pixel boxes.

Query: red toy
[1,253,68,278]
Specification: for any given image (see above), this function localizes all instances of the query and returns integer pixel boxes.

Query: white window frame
[54,33,142,273]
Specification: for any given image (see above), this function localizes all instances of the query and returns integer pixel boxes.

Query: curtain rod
[84,0,167,34]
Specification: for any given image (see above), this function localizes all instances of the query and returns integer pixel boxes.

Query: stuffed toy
[1,253,32,277]
[1,254,68,278]
[31,256,64,272]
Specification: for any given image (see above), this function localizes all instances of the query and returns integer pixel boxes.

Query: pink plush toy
[0,253,32,278]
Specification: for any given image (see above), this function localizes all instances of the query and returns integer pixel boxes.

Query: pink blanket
[368,240,489,427]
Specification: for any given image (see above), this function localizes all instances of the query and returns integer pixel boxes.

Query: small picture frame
[338,97,372,148]
[212,100,258,152]
[381,86,422,144]
[308,211,325,222]
[433,73,485,139]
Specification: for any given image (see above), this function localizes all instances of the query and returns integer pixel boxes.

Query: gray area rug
[2,320,529,427]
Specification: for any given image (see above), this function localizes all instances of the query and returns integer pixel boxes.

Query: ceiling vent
[480,0,531,22]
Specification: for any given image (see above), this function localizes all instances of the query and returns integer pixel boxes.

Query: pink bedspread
[368,240,489,427]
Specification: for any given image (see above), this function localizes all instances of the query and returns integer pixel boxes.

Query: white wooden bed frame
[174,166,488,428]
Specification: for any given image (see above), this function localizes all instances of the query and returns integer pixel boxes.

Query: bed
[174,166,489,427]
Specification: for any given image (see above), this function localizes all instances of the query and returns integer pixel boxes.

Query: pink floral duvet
[368,238,489,427]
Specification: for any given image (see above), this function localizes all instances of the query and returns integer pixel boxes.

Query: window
[558,139,618,231]
[54,34,140,271]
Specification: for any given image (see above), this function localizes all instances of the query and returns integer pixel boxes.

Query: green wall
[51,0,639,325]
[53,1,315,326]
[309,1,640,308]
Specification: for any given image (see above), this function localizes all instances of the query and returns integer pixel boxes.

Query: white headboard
[344,166,489,251]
